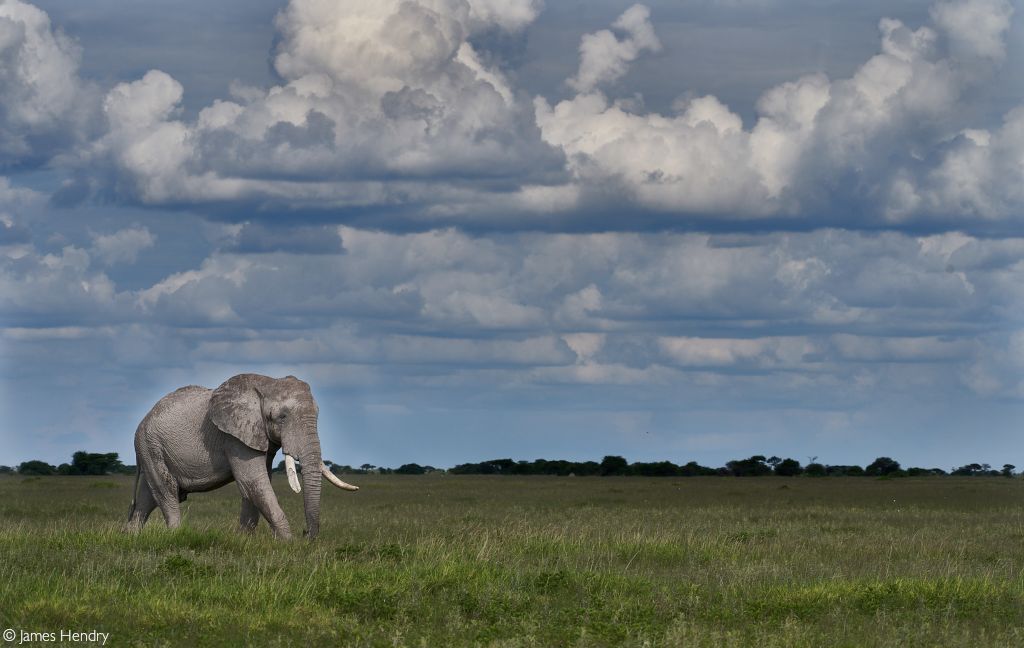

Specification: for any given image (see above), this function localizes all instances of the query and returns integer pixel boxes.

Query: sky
[1,0,1022,470]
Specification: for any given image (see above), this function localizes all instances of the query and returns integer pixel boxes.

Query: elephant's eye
[279,412,287,420]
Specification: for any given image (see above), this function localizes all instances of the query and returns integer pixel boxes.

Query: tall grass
[1,475,1022,645]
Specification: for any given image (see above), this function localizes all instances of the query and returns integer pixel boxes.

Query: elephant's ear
[209,375,269,452]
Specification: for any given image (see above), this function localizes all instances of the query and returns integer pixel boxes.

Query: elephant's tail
[127,469,141,519]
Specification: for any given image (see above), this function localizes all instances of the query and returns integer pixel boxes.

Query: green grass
[1,475,1023,646]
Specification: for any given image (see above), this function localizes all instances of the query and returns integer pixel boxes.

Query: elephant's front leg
[227,443,292,539]
[238,444,278,532]
[239,497,260,533]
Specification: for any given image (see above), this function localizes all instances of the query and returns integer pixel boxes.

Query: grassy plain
[0,474,1023,646]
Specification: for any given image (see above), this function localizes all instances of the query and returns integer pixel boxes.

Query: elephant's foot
[270,522,293,540]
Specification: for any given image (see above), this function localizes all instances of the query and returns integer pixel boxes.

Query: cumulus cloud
[536,0,1022,223]
[0,0,1010,229]
[930,0,1014,61]
[890,106,1024,220]
[73,0,561,213]
[0,0,94,168]
[568,4,661,93]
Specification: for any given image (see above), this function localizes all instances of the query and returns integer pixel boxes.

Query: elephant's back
[138,385,212,433]
[150,385,210,415]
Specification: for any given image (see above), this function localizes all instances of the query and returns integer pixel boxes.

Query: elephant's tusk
[285,454,302,493]
[322,463,359,491]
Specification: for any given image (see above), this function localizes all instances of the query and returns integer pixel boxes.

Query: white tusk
[322,462,359,491]
[285,454,301,493]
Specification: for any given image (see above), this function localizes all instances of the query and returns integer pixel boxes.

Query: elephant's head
[209,373,358,538]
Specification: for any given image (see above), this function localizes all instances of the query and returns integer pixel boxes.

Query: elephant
[125,373,358,539]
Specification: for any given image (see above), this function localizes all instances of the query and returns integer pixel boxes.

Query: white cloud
[0,243,121,324]
[0,0,1008,228]
[658,336,817,368]
[536,0,1023,222]
[0,0,93,166]
[562,332,605,363]
[90,226,155,266]
[78,0,554,211]
[568,4,661,93]
[930,0,1013,61]
[900,106,1024,220]
[962,330,1024,398]
[0,0,1017,228]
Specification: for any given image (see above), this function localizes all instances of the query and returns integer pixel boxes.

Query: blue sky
[1,0,1022,470]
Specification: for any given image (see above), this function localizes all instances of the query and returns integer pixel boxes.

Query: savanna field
[1,475,1023,646]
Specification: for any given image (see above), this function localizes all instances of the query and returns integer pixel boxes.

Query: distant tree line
[273,461,442,475]
[2,452,136,476]
[1,452,1017,479]
[321,455,1015,478]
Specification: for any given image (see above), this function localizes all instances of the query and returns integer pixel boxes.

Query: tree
[0,465,13,474]
[395,463,425,475]
[951,463,984,476]
[1003,464,1016,478]
[726,455,772,477]
[360,464,376,473]
[18,460,56,475]
[632,461,680,477]
[70,451,126,475]
[865,457,901,476]
[826,465,864,477]
[906,467,945,476]
[599,455,629,476]
[679,461,717,476]
[774,458,802,476]
[487,459,516,474]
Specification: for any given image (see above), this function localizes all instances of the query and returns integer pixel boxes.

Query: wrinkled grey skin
[126,374,336,539]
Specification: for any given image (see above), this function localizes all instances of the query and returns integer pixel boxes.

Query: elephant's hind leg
[152,481,182,529]
[125,474,158,532]
[141,444,183,529]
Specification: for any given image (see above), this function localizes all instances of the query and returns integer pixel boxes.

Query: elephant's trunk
[298,432,323,539]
